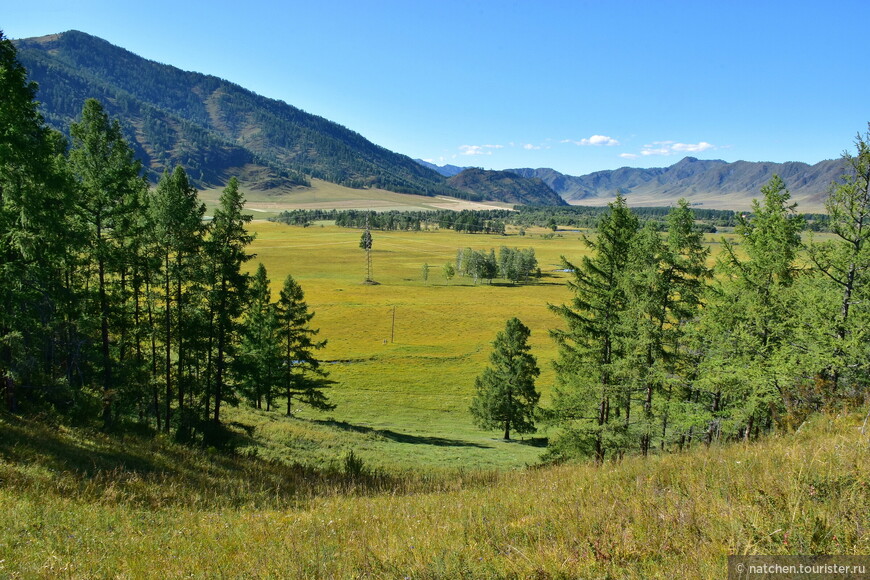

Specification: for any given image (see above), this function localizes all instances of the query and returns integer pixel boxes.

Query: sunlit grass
[1,409,867,578]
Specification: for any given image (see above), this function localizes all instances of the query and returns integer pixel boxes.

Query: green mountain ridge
[12,31,465,198]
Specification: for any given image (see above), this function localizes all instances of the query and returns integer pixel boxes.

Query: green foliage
[470,318,540,440]
[549,195,640,461]
[236,264,284,411]
[276,274,335,416]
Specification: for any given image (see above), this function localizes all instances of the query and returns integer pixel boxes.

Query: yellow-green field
[198,178,516,219]
[225,220,733,471]
[2,220,865,579]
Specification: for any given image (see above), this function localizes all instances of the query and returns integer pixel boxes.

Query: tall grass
[1,409,867,578]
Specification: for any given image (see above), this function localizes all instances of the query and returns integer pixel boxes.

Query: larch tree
[276,273,335,417]
[549,195,639,461]
[204,177,254,424]
[147,166,205,432]
[470,317,540,441]
[803,129,870,402]
[237,263,283,411]
[68,98,147,426]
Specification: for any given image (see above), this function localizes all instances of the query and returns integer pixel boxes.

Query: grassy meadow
[226,219,736,471]
[235,220,595,470]
[1,217,866,578]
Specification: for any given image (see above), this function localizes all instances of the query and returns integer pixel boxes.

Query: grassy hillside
[1,407,867,578]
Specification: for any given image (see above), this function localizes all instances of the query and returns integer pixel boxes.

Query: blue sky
[5,0,870,176]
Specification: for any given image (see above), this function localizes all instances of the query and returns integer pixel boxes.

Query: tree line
[469,157,870,460]
[274,205,832,236]
[1,34,331,441]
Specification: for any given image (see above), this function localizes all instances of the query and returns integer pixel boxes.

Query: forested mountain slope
[13,31,456,195]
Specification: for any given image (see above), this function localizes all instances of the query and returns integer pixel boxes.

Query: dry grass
[1,409,867,578]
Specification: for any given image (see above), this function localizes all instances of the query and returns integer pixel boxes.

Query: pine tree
[276,273,335,416]
[470,317,540,440]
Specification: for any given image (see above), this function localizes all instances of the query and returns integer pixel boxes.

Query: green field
[219,220,734,472]
[232,220,580,470]
[3,220,867,578]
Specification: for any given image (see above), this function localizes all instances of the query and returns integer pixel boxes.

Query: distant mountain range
[420,158,846,211]
[12,31,846,211]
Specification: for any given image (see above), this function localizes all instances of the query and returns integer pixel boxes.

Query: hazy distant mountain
[13,30,461,197]
[414,160,468,177]
[508,157,846,210]
[447,168,567,206]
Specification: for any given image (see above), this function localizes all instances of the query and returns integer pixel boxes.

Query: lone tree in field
[470,317,540,440]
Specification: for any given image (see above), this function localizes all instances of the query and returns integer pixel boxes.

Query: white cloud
[619,153,639,159]
[671,141,714,153]
[459,144,503,156]
[563,134,620,147]
[633,140,717,157]
[642,148,672,156]
[459,145,490,156]
[523,143,541,150]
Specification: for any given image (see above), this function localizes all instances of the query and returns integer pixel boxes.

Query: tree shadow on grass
[313,419,493,449]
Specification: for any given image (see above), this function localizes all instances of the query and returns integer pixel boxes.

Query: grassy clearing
[241,221,604,470]
[1,409,867,578]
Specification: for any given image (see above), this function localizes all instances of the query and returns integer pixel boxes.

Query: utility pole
[391,305,396,343]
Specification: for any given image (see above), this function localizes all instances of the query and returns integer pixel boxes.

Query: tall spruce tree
[470,317,540,440]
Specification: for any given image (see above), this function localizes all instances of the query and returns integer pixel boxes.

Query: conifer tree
[238,263,283,410]
[68,98,147,425]
[147,167,206,432]
[276,273,335,416]
[803,129,870,400]
[0,31,76,411]
[204,177,254,424]
[549,195,639,461]
[470,317,540,440]
[695,176,804,440]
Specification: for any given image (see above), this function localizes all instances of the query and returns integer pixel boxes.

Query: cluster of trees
[1,34,331,438]
[542,154,870,461]
[470,155,869,459]
[454,247,539,284]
